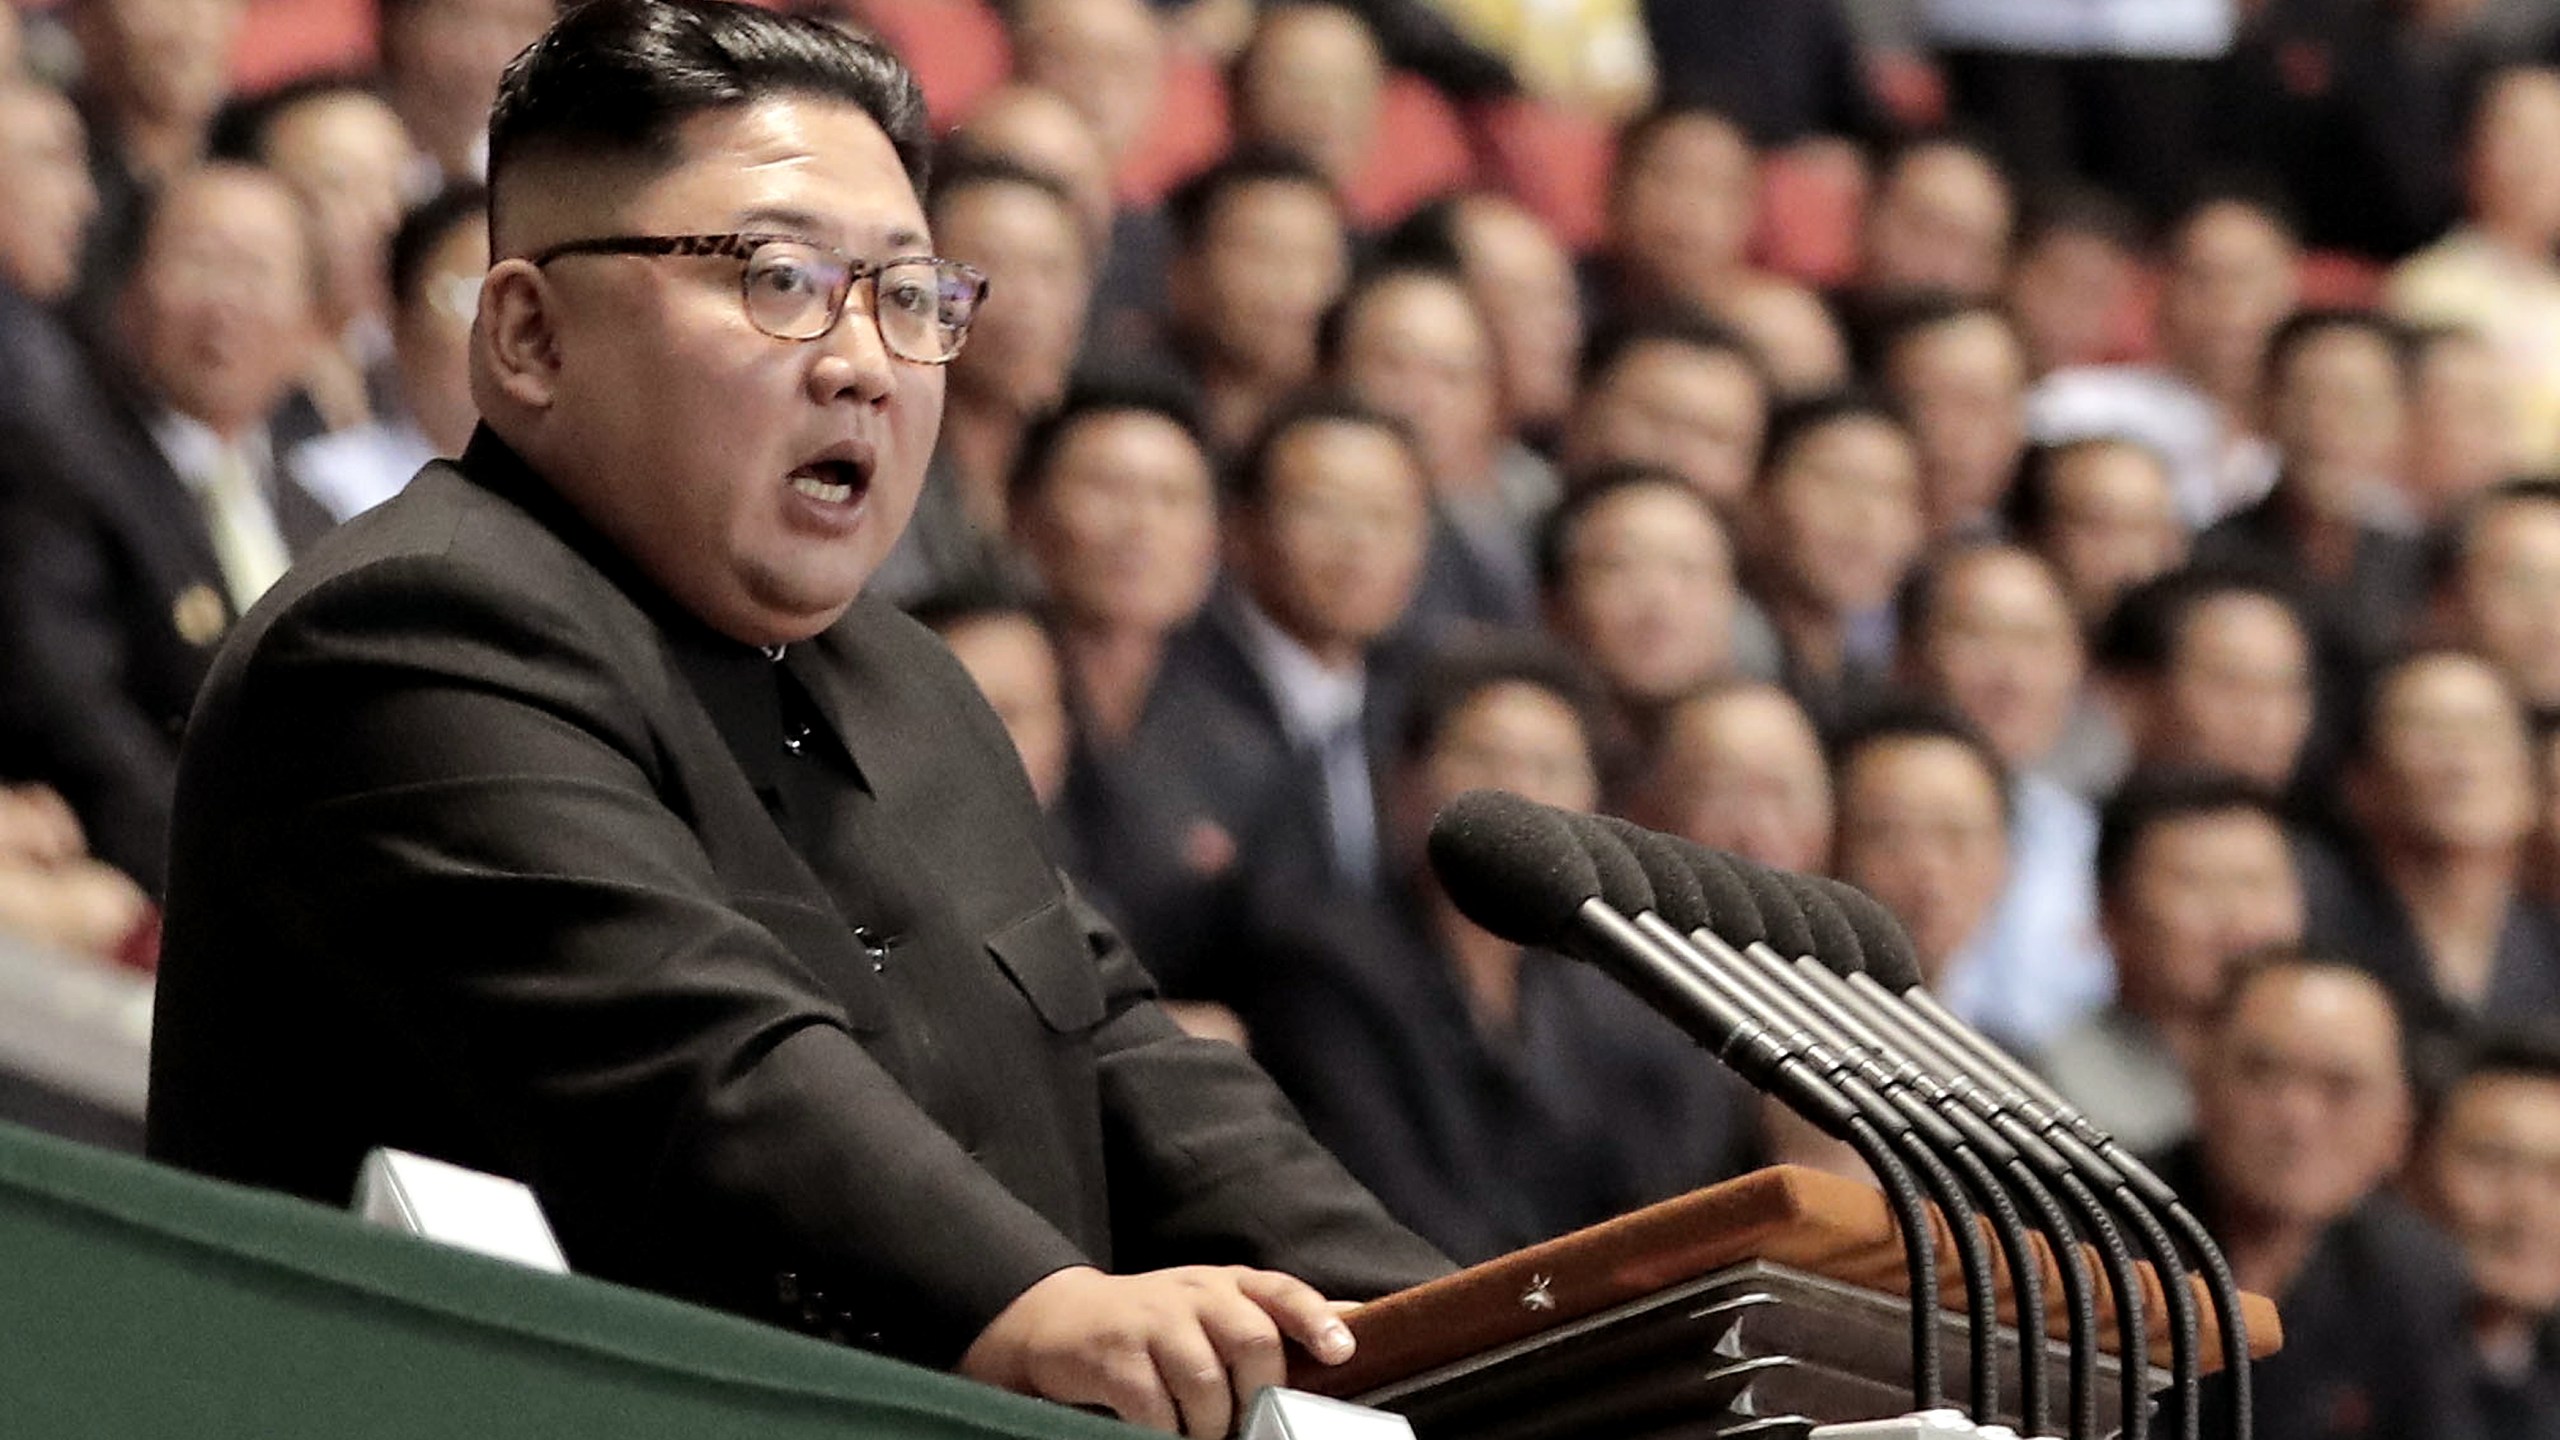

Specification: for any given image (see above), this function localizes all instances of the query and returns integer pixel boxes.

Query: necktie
[1318,714,1379,894]
[199,446,292,612]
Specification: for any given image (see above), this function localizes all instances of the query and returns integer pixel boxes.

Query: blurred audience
[1589,103,1761,324]
[379,0,553,187]
[1164,150,1352,454]
[1561,312,1770,519]
[2008,437,2188,636]
[1872,295,2030,540]
[1381,191,1585,454]
[2432,479,2560,712]
[1536,467,1740,753]
[2409,325,2525,528]
[0,76,103,445]
[2412,1024,2560,1440]
[2172,950,2479,1440]
[1848,134,2013,312]
[66,0,249,326]
[1230,2,1385,201]
[2097,566,2318,794]
[2003,185,2146,377]
[1711,275,1855,400]
[2041,771,2304,1154]
[1829,703,2012,993]
[1629,679,1833,874]
[0,164,334,894]
[0,782,155,966]
[287,183,486,520]
[1241,635,1753,1264]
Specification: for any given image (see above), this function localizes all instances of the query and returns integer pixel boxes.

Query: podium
[1288,1166,2282,1440]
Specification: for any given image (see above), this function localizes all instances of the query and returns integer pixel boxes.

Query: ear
[474,259,564,412]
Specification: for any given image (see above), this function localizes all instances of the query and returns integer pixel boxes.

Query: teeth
[790,473,855,504]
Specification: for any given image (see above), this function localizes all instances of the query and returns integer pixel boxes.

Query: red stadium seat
[2297,249,2387,309]
[229,0,377,91]
[1344,74,1476,230]
[1472,96,1614,253]
[1752,142,1869,289]
[853,0,1011,131]
[1115,44,1233,209]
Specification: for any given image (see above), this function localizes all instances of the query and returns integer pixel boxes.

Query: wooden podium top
[1291,1165,2283,1398]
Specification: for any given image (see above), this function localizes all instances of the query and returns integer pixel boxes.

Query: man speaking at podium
[143,2,1451,1431]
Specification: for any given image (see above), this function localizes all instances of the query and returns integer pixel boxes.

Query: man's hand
[959,1265,1358,1438]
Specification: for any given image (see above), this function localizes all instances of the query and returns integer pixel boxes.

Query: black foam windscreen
[1726,858,1819,959]
[1778,871,1866,975]
[1673,840,1768,947]
[1597,817,1711,932]
[1567,812,1659,918]
[1806,875,1926,990]
[1426,789,1605,948]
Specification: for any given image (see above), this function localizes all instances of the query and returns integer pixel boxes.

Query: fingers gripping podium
[1280,1165,2281,1440]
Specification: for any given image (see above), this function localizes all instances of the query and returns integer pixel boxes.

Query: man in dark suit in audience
[1151,393,1435,902]
[145,8,1448,1438]
[0,161,336,893]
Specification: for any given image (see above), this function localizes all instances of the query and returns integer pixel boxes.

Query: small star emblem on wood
[1520,1274,1556,1311]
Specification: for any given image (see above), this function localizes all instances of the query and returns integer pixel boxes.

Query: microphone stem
[1843,1112,1950,1411]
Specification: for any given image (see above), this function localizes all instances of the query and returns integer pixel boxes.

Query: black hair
[207,72,387,164]
[1007,367,1214,511]
[389,183,490,312]
[2261,306,2415,394]
[2005,434,2172,540]
[2208,943,2406,1047]
[2094,767,2291,902]
[2424,475,2560,596]
[2421,1018,2560,1134]
[1828,698,2014,828]
[2166,179,2303,247]
[1580,306,1763,389]
[1373,192,1471,271]
[487,0,930,233]
[926,151,1080,226]
[1865,290,2018,379]
[1534,463,1723,594]
[2092,562,2311,676]
[1315,257,1479,375]
[2340,645,2525,767]
[1612,101,1751,190]
[2014,181,2151,257]
[1396,629,1614,769]
[1892,539,2061,650]
[1756,388,1910,488]
[1164,145,1342,252]
[1228,389,1424,512]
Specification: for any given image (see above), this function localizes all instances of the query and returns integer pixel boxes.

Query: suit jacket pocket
[985,896,1108,1033]
[731,892,891,1034]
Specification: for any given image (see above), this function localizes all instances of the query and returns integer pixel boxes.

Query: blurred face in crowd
[953,87,1115,254]
[937,176,1091,417]
[75,0,244,136]
[1756,413,1926,621]
[122,165,320,441]
[1862,143,2012,300]
[1565,339,1767,514]
[1611,111,1757,306]
[1886,311,2030,538]
[1235,3,1382,191]
[1546,481,1736,709]
[1714,278,1851,399]
[260,89,420,326]
[1016,409,1219,636]
[2271,323,2408,520]
[383,0,555,171]
[1010,0,1165,167]
[2036,440,2186,630]
[2450,495,2560,708]
[2158,202,2299,400]
[2198,965,2409,1230]
[2133,592,2314,787]
[476,98,944,647]
[1834,734,2010,983]
[1644,684,1833,873]
[2353,652,2535,857]
[2105,806,2303,1024]
[1451,194,1582,433]
[1416,681,1600,823]
[2008,224,2139,374]
[2412,332,2519,521]
[391,205,487,457]
[1173,177,1348,389]
[0,84,100,304]
[1231,417,1430,660]
[938,612,1071,808]
[2468,67,2560,249]
[1910,547,2084,767]
[2421,1069,2560,1323]
[1334,271,1503,492]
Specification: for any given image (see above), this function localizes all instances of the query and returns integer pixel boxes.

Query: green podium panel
[0,1121,1137,1440]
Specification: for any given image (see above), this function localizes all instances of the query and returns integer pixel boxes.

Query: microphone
[1797,877,2248,1440]
[1582,817,2016,1428]
[1425,791,1945,1411]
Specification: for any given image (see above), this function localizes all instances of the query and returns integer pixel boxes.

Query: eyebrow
[735,206,931,253]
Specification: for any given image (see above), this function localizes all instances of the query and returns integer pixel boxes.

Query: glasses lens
[742,240,845,341]
[875,259,984,363]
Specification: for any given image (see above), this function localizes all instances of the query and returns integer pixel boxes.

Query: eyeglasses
[527,232,988,364]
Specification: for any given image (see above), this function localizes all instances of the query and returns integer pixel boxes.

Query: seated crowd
[11,0,2560,1437]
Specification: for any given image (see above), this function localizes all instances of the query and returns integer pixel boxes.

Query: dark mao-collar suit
[146,430,1449,1367]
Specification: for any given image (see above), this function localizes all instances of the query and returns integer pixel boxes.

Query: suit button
[852,926,890,972]
[775,1272,801,1306]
